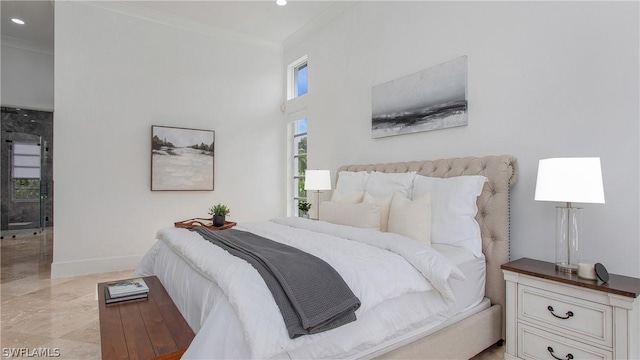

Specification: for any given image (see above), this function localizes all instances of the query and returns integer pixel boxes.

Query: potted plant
[209,203,230,227]
[298,200,312,218]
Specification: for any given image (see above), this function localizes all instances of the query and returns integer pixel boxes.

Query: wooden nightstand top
[502,258,640,299]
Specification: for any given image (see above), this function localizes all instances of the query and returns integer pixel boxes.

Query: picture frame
[372,55,468,138]
[151,125,215,191]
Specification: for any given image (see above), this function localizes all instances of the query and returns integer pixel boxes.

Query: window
[295,63,308,97]
[11,142,41,201]
[287,56,308,100]
[292,119,307,216]
[286,56,309,216]
[13,179,40,201]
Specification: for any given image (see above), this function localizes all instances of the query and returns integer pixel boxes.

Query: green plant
[298,200,312,213]
[208,203,230,217]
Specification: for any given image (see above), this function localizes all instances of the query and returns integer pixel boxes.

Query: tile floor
[1,230,133,359]
[0,229,504,359]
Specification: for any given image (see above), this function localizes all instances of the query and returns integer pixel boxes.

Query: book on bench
[104,287,148,304]
[107,277,150,298]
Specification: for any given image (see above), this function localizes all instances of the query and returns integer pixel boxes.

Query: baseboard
[50,254,143,279]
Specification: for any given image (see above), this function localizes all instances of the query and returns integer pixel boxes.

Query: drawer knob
[547,346,574,360]
[547,305,574,319]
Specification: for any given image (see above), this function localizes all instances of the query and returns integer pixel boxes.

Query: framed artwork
[372,55,468,138]
[151,125,214,191]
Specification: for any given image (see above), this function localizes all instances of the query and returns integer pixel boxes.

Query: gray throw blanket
[192,227,361,338]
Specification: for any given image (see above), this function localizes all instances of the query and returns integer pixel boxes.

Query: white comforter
[135,217,465,359]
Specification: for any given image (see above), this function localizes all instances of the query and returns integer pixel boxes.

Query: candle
[578,263,597,280]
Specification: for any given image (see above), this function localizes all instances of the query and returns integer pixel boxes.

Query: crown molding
[77,0,282,51]
[1,35,53,55]
[284,2,356,50]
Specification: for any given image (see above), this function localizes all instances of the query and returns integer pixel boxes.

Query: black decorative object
[595,263,609,283]
[213,215,225,227]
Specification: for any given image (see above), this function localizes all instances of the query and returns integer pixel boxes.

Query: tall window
[11,142,41,201]
[292,119,307,216]
[286,56,309,216]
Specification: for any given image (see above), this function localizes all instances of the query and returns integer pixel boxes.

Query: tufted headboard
[337,155,518,336]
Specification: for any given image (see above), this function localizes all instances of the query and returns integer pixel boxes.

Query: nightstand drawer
[518,324,613,360]
[518,284,612,347]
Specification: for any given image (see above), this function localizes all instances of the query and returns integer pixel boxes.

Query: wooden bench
[98,276,195,360]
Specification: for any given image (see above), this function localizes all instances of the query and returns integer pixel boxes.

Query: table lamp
[534,158,605,273]
[304,170,331,220]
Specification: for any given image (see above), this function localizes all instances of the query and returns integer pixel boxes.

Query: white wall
[1,37,54,110]
[52,2,285,277]
[285,2,640,276]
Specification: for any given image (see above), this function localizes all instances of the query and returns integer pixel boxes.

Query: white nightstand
[502,258,640,360]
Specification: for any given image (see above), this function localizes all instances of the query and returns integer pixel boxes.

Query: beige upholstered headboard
[337,155,518,335]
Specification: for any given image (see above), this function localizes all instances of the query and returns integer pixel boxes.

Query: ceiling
[1,1,351,49]
[1,0,54,47]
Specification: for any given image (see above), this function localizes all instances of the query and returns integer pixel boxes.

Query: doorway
[1,107,53,238]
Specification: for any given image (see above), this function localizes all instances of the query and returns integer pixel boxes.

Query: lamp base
[556,262,578,274]
[555,205,582,275]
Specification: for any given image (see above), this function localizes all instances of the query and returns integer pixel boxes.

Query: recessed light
[276,0,287,6]
[11,18,25,25]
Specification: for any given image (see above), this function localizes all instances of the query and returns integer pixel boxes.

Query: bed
[135,154,518,359]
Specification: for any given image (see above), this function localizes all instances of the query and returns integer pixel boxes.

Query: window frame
[285,55,310,217]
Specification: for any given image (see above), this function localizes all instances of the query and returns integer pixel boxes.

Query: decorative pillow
[387,192,432,246]
[318,201,381,230]
[365,171,416,199]
[335,171,369,196]
[363,192,392,232]
[330,190,365,204]
[411,175,487,257]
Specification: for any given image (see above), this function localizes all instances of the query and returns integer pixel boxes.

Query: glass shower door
[1,136,44,235]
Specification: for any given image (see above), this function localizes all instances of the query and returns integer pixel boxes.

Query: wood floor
[0,229,505,359]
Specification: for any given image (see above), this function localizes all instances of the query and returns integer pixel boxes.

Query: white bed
[135,155,518,359]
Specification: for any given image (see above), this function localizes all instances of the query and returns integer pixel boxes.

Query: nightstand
[502,258,640,360]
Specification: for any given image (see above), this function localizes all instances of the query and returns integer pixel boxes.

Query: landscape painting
[151,125,214,191]
[372,55,468,138]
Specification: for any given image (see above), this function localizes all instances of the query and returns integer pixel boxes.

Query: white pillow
[335,171,369,196]
[388,192,432,246]
[365,171,416,199]
[331,190,365,204]
[363,192,392,232]
[318,201,381,230]
[412,175,487,257]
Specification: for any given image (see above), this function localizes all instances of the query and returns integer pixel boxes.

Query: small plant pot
[213,215,226,227]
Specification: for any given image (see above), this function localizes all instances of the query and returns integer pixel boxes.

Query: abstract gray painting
[151,125,214,191]
[372,56,468,138]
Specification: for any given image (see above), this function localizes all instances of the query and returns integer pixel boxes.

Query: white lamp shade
[304,170,331,191]
[534,157,605,204]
